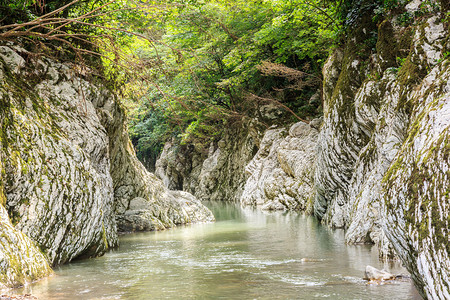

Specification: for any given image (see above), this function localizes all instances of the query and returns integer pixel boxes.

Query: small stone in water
[364,265,395,281]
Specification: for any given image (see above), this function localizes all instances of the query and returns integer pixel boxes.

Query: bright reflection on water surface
[19,201,421,299]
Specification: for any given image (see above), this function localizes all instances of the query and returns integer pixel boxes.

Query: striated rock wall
[313,5,378,229]
[240,122,318,211]
[0,144,51,289]
[313,6,449,298]
[381,47,450,299]
[0,205,52,289]
[0,44,213,288]
[0,45,118,266]
[150,2,450,298]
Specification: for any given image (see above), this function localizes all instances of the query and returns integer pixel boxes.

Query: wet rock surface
[364,266,395,282]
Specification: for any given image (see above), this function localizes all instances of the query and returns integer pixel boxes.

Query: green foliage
[0,0,172,92]
[129,105,169,170]
[396,56,407,67]
[373,0,442,26]
[396,11,414,25]
[0,0,89,24]
[0,0,342,166]
[128,0,340,161]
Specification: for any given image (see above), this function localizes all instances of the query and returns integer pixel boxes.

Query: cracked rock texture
[148,3,450,298]
[0,44,213,288]
[381,49,450,300]
[156,122,260,202]
[0,203,51,289]
[313,7,449,299]
[240,122,318,211]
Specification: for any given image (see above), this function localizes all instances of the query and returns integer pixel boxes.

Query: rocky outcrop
[343,70,406,258]
[0,45,118,266]
[0,205,51,289]
[313,5,378,229]
[156,122,260,202]
[381,37,450,299]
[240,122,318,211]
[0,44,213,288]
[95,84,214,231]
[364,265,395,282]
[313,6,449,298]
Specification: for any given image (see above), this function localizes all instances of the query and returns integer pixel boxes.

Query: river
[18,201,421,299]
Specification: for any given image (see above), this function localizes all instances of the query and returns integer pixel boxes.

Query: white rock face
[382,61,450,300]
[0,45,213,287]
[314,46,368,228]
[1,46,118,266]
[314,11,449,298]
[364,265,395,281]
[344,72,408,258]
[240,122,318,211]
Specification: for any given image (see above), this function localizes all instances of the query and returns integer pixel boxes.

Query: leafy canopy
[0,0,342,166]
[128,0,341,163]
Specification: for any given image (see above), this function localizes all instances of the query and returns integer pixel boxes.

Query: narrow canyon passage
[18,202,420,299]
[1,1,449,298]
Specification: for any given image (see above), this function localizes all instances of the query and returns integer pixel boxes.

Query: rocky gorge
[0,0,448,299]
[154,4,450,299]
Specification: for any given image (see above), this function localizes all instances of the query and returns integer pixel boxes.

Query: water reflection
[15,201,420,299]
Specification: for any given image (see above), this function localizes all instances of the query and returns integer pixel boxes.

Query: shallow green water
[19,201,420,299]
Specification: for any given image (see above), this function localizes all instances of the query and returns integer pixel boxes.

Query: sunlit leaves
[127,0,341,156]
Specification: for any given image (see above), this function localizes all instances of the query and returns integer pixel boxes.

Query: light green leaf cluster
[125,0,340,160]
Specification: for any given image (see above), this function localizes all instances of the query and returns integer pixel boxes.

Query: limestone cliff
[240,121,318,211]
[0,44,213,288]
[313,6,449,299]
[381,39,450,300]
